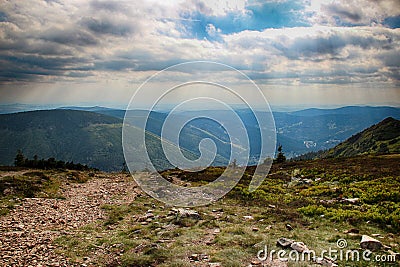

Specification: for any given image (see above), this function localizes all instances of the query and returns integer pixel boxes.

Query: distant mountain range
[83,105,400,159]
[0,105,399,171]
[0,103,60,114]
[0,110,191,171]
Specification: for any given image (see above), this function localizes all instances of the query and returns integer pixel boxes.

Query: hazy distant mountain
[0,110,188,171]
[289,106,400,117]
[59,105,400,160]
[2,106,399,170]
[0,103,59,114]
[170,107,400,158]
[275,106,400,154]
[320,117,400,158]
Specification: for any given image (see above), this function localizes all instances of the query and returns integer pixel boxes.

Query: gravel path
[0,174,138,267]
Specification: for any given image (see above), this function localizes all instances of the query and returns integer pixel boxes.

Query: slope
[0,110,188,171]
[321,117,400,158]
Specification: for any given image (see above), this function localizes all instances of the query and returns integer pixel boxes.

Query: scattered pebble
[0,173,137,266]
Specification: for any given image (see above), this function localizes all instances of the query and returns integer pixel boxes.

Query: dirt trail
[0,174,138,267]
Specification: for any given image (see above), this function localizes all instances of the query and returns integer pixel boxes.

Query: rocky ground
[0,173,138,266]
[1,155,399,267]
[0,171,289,267]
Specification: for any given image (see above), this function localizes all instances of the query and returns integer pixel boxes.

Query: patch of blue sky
[179,0,311,41]
[384,15,400,29]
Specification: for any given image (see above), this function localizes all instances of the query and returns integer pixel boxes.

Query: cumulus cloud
[223,25,400,85]
[323,4,362,23]
[89,0,127,13]
[81,17,134,36]
[180,0,247,17]
[307,0,400,26]
[0,0,398,107]
[205,23,220,36]
[41,27,98,46]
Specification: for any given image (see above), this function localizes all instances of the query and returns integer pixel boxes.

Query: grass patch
[48,155,400,266]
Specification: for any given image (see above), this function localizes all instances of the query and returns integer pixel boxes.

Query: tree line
[14,150,96,171]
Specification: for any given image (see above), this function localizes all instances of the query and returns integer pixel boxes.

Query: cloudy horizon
[0,0,399,109]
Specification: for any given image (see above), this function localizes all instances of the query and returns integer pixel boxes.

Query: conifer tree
[275,145,286,163]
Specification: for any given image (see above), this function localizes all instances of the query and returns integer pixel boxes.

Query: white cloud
[0,0,398,107]
[305,0,400,26]
[205,23,221,37]
[179,0,247,16]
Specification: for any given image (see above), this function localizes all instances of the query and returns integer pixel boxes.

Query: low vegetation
[50,154,400,266]
[1,149,398,266]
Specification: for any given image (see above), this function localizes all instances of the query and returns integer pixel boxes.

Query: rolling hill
[0,110,189,171]
[1,106,400,171]
[81,105,400,158]
[321,117,400,158]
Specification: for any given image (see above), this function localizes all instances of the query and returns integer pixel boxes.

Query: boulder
[313,256,338,267]
[360,235,383,251]
[137,212,154,222]
[176,208,201,220]
[290,242,310,253]
[277,237,294,248]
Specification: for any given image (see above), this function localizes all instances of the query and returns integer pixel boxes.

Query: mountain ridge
[1,107,400,171]
[320,117,400,158]
[0,109,191,171]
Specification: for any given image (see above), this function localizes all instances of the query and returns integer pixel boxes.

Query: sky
[0,0,399,109]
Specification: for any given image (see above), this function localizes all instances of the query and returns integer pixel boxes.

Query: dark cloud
[90,0,126,13]
[0,1,137,84]
[41,28,98,46]
[378,50,400,67]
[319,1,400,28]
[247,71,300,80]
[0,59,59,82]
[0,72,41,82]
[0,53,92,82]
[94,60,138,71]
[385,67,400,80]
[275,30,396,61]
[324,4,362,22]
[0,0,398,88]
[277,35,347,60]
[248,66,385,84]
[65,71,94,78]
[0,31,75,56]
[82,17,133,36]
[1,54,70,70]
[93,58,187,72]
[43,0,63,4]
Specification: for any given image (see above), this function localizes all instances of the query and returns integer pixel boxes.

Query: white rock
[290,242,310,253]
